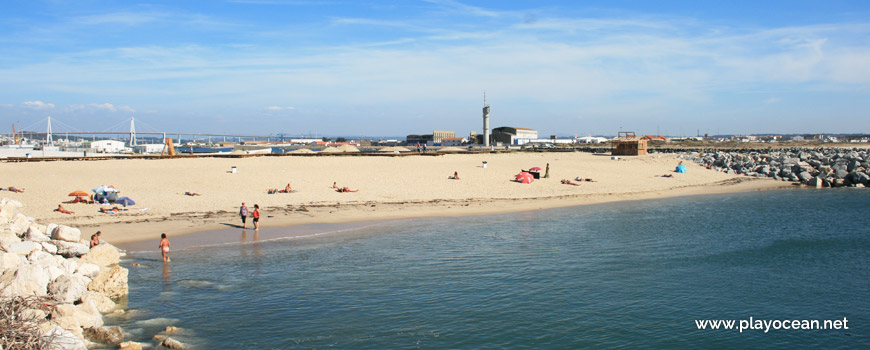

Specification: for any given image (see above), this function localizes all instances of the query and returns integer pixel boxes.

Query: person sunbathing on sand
[448,171,460,180]
[332,182,338,189]
[561,179,580,186]
[3,187,25,193]
[337,187,358,193]
[284,183,292,192]
[100,206,127,214]
[54,204,74,214]
[658,174,674,178]
[184,191,201,196]
[574,177,597,182]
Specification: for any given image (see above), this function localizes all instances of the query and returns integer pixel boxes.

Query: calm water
[110,189,870,349]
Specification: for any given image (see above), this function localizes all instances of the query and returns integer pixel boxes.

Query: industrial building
[406,130,456,145]
[491,127,539,145]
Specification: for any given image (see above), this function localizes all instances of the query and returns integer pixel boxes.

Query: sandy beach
[1,152,792,244]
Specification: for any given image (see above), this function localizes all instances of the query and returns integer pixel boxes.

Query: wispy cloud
[22,101,54,109]
[67,103,135,113]
[73,11,167,26]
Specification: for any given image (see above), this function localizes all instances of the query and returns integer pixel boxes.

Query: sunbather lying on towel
[337,187,359,193]
[54,204,74,214]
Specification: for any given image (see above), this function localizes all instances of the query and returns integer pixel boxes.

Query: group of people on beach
[238,202,260,230]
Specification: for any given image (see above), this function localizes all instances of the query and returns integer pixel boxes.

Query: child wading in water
[159,233,171,262]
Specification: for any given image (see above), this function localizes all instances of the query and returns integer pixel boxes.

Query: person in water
[159,233,171,262]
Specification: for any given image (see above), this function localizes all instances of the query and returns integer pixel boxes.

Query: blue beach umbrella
[116,197,135,206]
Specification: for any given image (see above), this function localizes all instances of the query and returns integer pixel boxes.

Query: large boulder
[88,266,129,300]
[81,244,120,267]
[52,301,104,331]
[161,337,186,349]
[1,198,23,219]
[6,241,42,255]
[41,241,58,254]
[52,240,90,258]
[49,273,92,303]
[0,232,21,252]
[41,325,88,350]
[80,290,116,313]
[84,325,124,344]
[0,264,50,297]
[51,225,82,243]
[25,226,50,242]
[58,258,80,275]
[1,252,25,269]
[76,262,100,278]
[29,250,57,267]
[9,213,34,237]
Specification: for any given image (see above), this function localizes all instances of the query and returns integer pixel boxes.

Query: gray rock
[49,273,92,303]
[52,240,90,258]
[807,176,824,188]
[797,171,812,182]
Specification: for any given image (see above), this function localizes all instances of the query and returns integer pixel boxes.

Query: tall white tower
[129,117,137,146]
[46,116,53,145]
[482,92,490,147]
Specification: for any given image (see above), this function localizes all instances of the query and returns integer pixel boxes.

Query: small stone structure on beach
[680,147,870,188]
[0,197,129,349]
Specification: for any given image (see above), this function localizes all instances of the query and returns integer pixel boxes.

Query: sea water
[111,189,870,349]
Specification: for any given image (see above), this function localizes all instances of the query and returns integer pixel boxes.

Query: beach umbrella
[515,172,534,184]
[529,167,542,172]
[116,196,135,206]
[68,191,89,197]
[92,185,120,193]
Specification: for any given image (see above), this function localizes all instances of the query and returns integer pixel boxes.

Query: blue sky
[1,0,869,137]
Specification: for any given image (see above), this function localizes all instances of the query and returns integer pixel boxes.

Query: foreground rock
[1,198,130,348]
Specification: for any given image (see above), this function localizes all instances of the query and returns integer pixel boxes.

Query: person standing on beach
[252,204,260,231]
[239,202,248,229]
[159,233,171,262]
[544,163,550,178]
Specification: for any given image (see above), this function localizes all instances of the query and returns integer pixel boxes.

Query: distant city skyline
[1,0,869,137]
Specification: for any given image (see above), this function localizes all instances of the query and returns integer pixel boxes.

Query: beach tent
[675,164,687,173]
[116,196,135,206]
[515,172,534,184]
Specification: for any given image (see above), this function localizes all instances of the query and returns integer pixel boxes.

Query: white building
[134,144,167,154]
[90,140,127,153]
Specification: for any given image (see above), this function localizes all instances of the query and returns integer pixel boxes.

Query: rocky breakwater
[1,198,129,349]
[682,148,870,188]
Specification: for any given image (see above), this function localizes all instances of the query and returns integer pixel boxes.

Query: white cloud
[266,106,295,110]
[22,101,55,109]
[764,97,780,104]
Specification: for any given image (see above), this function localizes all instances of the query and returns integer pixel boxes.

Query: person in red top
[252,204,260,231]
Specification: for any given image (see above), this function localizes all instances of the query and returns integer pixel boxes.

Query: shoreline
[107,177,792,247]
